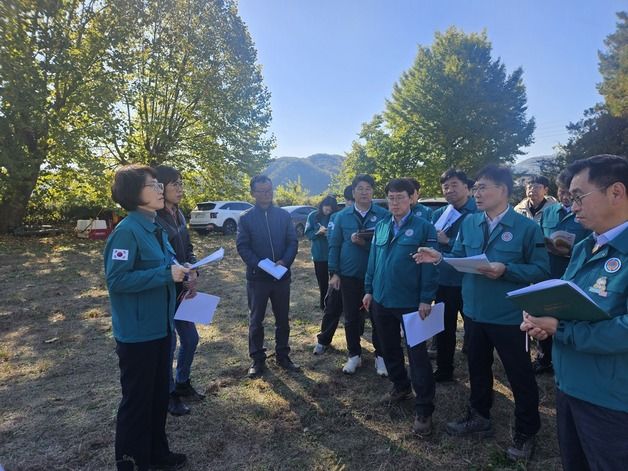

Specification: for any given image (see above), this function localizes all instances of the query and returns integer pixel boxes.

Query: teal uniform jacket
[449,207,551,325]
[304,210,330,262]
[431,197,477,286]
[104,211,177,343]
[328,204,390,279]
[539,204,591,278]
[553,228,628,412]
[365,213,439,308]
[412,203,433,221]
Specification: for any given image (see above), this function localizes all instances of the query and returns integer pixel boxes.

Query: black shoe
[168,394,190,417]
[446,408,493,437]
[174,379,206,401]
[532,359,553,375]
[150,451,188,470]
[248,360,265,378]
[276,356,301,372]
[433,369,455,383]
[506,432,536,461]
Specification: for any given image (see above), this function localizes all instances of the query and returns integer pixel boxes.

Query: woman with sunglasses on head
[155,165,205,418]
[104,165,189,471]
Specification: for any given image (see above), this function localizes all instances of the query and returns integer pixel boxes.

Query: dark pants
[556,388,628,471]
[434,285,469,374]
[467,319,540,436]
[115,334,171,471]
[313,261,329,310]
[537,336,553,365]
[340,276,381,357]
[317,284,343,346]
[247,278,291,361]
[372,301,435,417]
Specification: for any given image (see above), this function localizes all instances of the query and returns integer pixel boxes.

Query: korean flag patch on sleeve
[112,249,129,261]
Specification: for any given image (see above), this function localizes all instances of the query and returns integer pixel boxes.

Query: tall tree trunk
[0,154,44,234]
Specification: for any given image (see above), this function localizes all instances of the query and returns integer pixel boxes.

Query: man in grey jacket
[237,175,299,377]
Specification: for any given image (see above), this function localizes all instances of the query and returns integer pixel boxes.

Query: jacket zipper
[264,210,276,261]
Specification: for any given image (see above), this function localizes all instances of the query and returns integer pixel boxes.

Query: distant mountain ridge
[264,153,345,195]
[512,154,557,175]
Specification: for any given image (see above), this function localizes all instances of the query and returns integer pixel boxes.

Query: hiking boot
[313,343,327,355]
[174,379,205,401]
[412,415,433,437]
[532,359,553,375]
[149,451,188,470]
[433,369,455,383]
[276,356,301,372]
[380,386,413,405]
[248,360,265,378]
[342,355,362,374]
[506,432,536,461]
[375,356,388,377]
[168,394,190,417]
[446,408,493,437]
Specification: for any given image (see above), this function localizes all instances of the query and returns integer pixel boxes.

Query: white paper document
[257,258,288,279]
[433,205,462,232]
[443,254,491,274]
[402,302,445,348]
[174,292,220,325]
[186,247,224,269]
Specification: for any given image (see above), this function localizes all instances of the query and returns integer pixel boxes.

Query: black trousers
[372,301,435,417]
[434,284,469,374]
[115,334,171,471]
[556,388,628,471]
[537,336,553,365]
[313,261,329,310]
[340,276,381,357]
[317,284,343,346]
[467,319,540,436]
[247,278,291,361]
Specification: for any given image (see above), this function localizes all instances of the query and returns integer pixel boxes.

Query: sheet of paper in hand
[257,258,288,279]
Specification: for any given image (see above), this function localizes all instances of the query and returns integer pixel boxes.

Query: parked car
[281,205,317,237]
[189,201,253,235]
[418,197,448,212]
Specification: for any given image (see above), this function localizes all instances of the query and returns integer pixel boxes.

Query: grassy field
[0,233,562,470]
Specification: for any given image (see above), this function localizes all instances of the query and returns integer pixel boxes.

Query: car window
[196,202,216,211]
[233,202,251,211]
[221,203,233,210]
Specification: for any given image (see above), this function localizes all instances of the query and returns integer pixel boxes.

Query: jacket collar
[128,210,158,233]
[475,205,516,228]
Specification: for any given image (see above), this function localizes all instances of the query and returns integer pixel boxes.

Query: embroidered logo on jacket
[112,249,129,261]
[604,257,621,273]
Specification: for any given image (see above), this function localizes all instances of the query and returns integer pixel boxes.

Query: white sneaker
[375,356,388,377]
[342,355,362,374]
[313,343,327,355]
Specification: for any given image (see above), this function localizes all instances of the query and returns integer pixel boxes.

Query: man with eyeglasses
[363,178,439,436]
[531,170,591,375]
[521,154,628,471]
[236,175,299,378]
[514,175,558,224]
[329,174,390,375]
[414,164,550,461]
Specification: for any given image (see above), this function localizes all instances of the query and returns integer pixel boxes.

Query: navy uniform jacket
[553,227,628,412]
[236,204,298,281]
[449,207,551,325]
[104,211,177,343]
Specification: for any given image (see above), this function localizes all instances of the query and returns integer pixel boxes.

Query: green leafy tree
[598,12,628,118]
[340,28,534,195]
[274,177,310,207]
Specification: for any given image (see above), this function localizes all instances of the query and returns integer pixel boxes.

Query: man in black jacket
[237,175,300,377]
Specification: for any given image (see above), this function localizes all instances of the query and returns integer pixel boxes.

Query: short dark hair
[154,165,182,186]
[404,177,421,192]
[111,165,157,211]
[385,178,414,197]
[475,164,513,196]
[565,154,628,190]
[528,175,550,188]
[440,168,470,187]
[343,184,354,202]
[352,174,375,189]
[556,168,572,189]
[318,195,338,215]
[250,175,272,192]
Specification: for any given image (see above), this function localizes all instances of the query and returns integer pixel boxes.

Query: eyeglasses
[569,188,604,206]
[387,195,409,203]
[144,182,164,192]
[354,187,373,194]
[471,184,500,194]
[253,189,272,195]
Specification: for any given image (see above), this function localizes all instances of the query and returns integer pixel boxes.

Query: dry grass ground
[0,233,562,470]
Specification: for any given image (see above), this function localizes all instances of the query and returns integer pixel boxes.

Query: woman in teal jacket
[104,165,189,471]
[305,195,338,309]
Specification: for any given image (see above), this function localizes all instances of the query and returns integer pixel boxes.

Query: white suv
[189,201,253,235]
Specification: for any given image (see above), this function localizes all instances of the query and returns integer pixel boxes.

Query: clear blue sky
[238,0,624,161]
